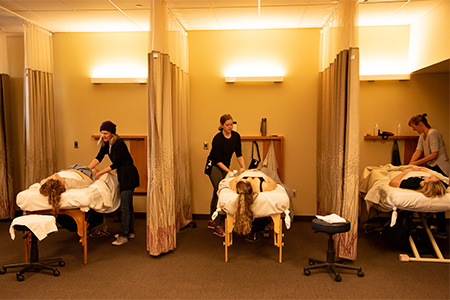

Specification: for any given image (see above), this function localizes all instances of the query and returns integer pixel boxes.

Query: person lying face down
[229,169,278,235]
[39,165,98,215]
[229,169,278,193]
[388,166,448,198]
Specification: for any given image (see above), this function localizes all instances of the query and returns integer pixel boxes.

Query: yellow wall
[189,29,320,216]
[52,32,149,211]
[409,0,450,71]
[5,21,449,216]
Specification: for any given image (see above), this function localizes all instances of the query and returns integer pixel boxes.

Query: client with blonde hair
[389,167,448,198]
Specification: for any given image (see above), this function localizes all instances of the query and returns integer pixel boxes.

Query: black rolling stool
[304,218,364,282]
[0,216,65,281]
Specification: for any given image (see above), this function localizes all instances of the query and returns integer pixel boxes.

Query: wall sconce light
[224,61,285,83]
[225,76,284,83]
[359,74,410,81]
[91,77,148,84]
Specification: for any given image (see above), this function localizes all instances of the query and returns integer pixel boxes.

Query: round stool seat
[311,218,350,235]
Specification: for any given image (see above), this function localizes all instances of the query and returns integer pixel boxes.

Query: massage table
[16,173,120,264]
[360,164,450,263]
[213,168,292,263]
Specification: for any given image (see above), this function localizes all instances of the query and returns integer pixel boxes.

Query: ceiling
[0,0,445,33]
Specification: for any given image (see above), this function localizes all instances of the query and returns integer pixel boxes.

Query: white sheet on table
[214,176,291,228]
[16,173,120,213]
[360,164,450,226]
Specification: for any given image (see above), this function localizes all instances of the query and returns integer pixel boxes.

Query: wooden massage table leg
[399,212,450,264]
[25,210,88,264]
[224,214,235,262]
[271,214,284,263]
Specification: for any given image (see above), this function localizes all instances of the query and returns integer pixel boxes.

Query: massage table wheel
[303,268,311,276]
[53,269,60,277]
[0,267,6,275]
[58,261,66,267]
[334,274,342,282]
[357,269,364,277]
[16,273,24,282]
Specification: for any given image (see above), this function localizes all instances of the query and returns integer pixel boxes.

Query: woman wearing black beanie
[89,120,140,246]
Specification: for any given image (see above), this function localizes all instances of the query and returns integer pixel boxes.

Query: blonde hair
[419,180,447,198]
[39,179,66,215]
[234,181,257,235]
[97,133,120,147]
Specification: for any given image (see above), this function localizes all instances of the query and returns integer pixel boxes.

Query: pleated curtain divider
[147,0,192,256]
[23,23,57,188]
[317,0,360,260]
[0,32,15,219]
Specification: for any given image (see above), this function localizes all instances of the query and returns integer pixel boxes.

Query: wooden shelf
[364,135,419,140]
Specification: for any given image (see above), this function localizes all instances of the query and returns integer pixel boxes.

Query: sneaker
[213,225,225,237]
[245,232,260,242]
[112,236,128,246]
[208,220,216,230]
[114,233,135,239]
[434,231,448,239]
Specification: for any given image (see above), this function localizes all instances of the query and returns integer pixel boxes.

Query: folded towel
[9,215,58,241]
[316,213,347,223]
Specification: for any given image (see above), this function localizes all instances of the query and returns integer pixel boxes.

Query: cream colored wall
[5,34,25,196]
[359,72,450,176]
[52,32,149,211]
[359,26,410,75]
[189,29,320,216]
[409,0,450,71]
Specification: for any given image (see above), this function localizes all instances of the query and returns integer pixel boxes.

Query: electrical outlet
[74,141,79,149]
[292,189,297,198]
[203,142,209,150]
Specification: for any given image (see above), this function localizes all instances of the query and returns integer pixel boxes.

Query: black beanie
[100,121,116,134]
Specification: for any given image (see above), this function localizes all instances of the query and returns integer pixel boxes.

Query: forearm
[216,162,230,173]
[237,156,245,171]
[95,166,112,179]
[88,159,100,170]
[411,151,438,166]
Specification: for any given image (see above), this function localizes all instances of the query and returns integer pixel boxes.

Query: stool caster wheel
[334,274,341,282]
[59,261,65,267]
[16,273,24,282]
[308,259,315,266]
[0,267,6,274]
[358,269,364,277]
[53,269,60,277]
[303,268,311,276]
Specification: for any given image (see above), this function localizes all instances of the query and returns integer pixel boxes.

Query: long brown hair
[234,181,256,235]
[39,179,66,215]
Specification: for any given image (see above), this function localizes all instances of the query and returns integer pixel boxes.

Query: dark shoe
[245,232,260,242]
[213,225,225,237]
[434,231,448,239]
[208,220,216,230]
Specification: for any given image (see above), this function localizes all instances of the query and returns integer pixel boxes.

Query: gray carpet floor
[0,215,449,299]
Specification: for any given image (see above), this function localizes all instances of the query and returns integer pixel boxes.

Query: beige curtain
[23,23,56,187]
[317,0,360,260]
[0,32,15,219]
[147,0,191,256]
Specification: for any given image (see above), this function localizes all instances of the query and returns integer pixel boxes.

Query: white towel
[316,213,347,223]
[9,215,58,241]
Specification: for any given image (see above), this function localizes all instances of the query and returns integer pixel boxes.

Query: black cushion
[311,218,350,234]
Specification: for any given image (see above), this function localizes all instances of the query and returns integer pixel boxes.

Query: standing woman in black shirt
[89,121,140,246]
[207,114,245,237]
